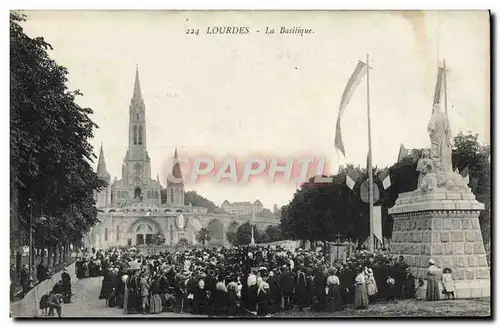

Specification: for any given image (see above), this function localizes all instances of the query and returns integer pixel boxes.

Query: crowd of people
[74,244,453,317]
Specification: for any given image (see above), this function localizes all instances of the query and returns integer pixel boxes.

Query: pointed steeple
[97,143,107,173]
[168,147,184,185]
[97,143,110,182]
[132,65,143,102]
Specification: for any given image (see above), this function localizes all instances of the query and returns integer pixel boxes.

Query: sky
[20,10,490,209]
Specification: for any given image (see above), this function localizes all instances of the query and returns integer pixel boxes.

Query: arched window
[138,126,143,145]
[104,228,108,242]
[133,125,138,145]
[116,225,120,241]
[170,189,174,203]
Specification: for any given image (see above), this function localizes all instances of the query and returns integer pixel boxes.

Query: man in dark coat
[401,267,416,299]
[266,271,281,313]
[20,264,30,297]
[395,255,408,298]
[294,266,310,311]
[37,261,49,284]
[312,268,327,311]
[61,268,72,303]
[185,273,199,313]
[279,265,295,310]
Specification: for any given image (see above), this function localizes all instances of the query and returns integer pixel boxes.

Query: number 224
[186,29,199,35]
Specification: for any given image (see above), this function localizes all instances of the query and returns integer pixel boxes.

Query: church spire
[168,147,184,185]
[133,65,142,102]
[97,143,107,173]
[97,143,110,182]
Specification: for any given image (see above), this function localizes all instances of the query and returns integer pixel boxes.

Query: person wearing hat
[425,259,441,301]
[401,267,415,299]
[354,266,369,310]
[326,267,343,312]
[279,265,294,310]
[61,267,72,303]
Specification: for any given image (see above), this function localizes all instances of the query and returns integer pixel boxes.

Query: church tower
[96,143,111,208]
[122,67,152,200]
[166,148,185,206]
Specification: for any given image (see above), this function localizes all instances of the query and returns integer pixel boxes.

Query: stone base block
[415,278,490,300]
[390,188,490,299]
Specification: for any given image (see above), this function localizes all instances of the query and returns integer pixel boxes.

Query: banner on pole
[373,206,383,244]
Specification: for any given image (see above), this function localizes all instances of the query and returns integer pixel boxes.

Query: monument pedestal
[389,187,490,299]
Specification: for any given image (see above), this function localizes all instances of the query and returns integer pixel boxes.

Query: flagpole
[251,207,255,245]
[443,59,448,114]
[366,53,374,254]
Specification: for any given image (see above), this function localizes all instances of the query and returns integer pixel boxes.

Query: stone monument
[388,104,490,299]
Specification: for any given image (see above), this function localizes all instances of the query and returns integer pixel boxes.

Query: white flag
[373,206,383,244]
[382,174,391,190]
[346,174,356,190]
[334,61,369,156]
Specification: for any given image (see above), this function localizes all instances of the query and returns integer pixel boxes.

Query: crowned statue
[428,103,453,173]
[417,103,469,192]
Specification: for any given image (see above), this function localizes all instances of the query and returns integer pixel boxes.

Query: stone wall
[389,189,490,298]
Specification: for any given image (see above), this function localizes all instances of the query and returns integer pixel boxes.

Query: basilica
[85,68,278,249]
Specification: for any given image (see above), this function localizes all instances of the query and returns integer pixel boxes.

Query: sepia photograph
[9,9,491,318]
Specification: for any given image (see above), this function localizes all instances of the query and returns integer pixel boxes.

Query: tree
[257,208,276,219]
[264,225,284,242]
[196,228,211,247]
[226,231,237,245]
[452,132,491,243]
[184,191,219,213]
[10,12,106,262]
[234,222,262,245]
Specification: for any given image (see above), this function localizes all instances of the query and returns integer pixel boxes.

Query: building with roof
[221,200,264,216]
[86,68,277,249]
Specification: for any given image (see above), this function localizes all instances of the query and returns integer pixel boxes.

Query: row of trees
[279,133,491,245]
[10,13,106,268]
[226,223,284,245]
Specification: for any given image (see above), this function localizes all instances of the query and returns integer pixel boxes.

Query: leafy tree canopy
[11,12,106,247]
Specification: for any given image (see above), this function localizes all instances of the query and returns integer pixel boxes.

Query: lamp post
[335,233,342,262]
[28,198,33,280]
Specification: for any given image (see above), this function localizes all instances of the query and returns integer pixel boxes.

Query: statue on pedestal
[428,104,452,173]
[417,104,469,193]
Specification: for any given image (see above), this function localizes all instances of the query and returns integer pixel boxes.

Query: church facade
[85,68,278,249]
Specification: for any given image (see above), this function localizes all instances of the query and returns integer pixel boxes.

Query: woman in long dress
[149,274,163,314]
[364,267,378,303]
[354,267,369,310]
[256,276,270,316]
[425,259,441,301]
[122,274,129,314]
[326,268,343,312]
